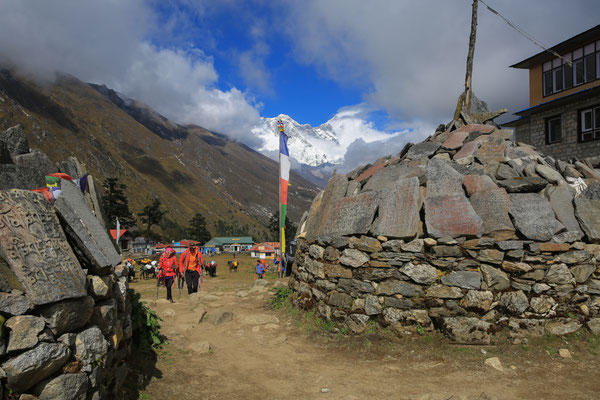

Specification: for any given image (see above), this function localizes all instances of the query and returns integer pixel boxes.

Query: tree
[102,177,135,229]
[187,213,211,244]
[267,211,297,246]
[138,198,167,234]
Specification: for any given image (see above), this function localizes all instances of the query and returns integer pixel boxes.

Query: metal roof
[203,236,255,247]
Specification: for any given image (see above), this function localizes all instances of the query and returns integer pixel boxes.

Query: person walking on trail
[180,245,204,294]
[256,259,265,279]
[159,248,178,303]
[277,257,285,278]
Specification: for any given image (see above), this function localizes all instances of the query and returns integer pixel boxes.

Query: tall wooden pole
[278,122,282,259]
[464,0,479,112]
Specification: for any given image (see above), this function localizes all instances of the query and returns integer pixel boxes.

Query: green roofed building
[202,237,254,253]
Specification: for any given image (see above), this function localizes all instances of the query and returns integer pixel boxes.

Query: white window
[580,106,600,142]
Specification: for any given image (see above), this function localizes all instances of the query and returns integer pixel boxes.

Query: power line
[479,0,572,66]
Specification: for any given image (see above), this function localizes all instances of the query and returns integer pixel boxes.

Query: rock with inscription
[37,296,94,336]
[2,342,70,393]
[442,129,470,150]
[371,177,422,239]
[5,315,46,352]
[34,372,88,400]
[470,187,514,238]
[54,181,121,274]
[574,198,600,243]
[0,190,87,305]
[304,175,348,239]
[426,158,464,198]
[474,138,506,164]
[509,193,564,241]
[425,194,482,238]
[362,163,426,192]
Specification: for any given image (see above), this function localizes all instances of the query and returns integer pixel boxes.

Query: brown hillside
[0,69,319,239]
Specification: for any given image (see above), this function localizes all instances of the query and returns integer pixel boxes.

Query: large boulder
[0,125,29,158]
[34,373,88,400]
[2,342,71,393]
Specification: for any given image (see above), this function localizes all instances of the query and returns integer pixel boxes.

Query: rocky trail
[132,256,600,400]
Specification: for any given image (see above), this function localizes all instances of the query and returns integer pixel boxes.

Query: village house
[202,236,254,253]
[132,236,152,254]
[504,24,600,160]
[249,242,280,259]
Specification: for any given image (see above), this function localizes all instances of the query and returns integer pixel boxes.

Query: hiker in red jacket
[180,245,204,294]
[159,248,178,302]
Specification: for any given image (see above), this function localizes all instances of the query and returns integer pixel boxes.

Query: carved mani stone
[0,190,87,305]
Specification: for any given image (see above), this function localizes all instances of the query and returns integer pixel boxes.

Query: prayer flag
[278,119,290,254]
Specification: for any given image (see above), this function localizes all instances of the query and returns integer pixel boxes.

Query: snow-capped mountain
[252,108,400,167]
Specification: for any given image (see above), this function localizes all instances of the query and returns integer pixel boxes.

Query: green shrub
[271,287,293,309]
[129,290,166,352]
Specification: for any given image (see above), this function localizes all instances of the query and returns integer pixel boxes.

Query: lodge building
[505,25,600,161]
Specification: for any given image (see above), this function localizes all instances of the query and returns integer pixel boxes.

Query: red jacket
[179,247,204,273]
[159,254,178,277]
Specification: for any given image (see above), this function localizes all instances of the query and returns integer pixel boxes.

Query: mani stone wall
[291,123,600,344]
[0,125,132,399]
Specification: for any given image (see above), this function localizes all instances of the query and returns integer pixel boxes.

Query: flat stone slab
[54,180,121,274]
[469,188,515,237]
[463,174,497,196]
[509,193,564,241]
[361,163,425,192]
[574,198,600,243]
[442,129,470,150]
[453,140,480,164]
[371,177,421,239]
[405,142,440,159]
[304,175,348,239]
[322,191,379,236]
[425,194,483,238]
[548,184,583,238]
[0,190,87,305]
[497,177,548,193]
[475,139,506,164]
[426,158,465,198]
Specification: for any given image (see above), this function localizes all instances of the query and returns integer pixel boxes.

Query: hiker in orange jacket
[159,248,178,302]
[180,245,204,294]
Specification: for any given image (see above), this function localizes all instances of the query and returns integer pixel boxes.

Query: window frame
[578,104,600,143]
[545,115,562,144]
[542,40,599,98]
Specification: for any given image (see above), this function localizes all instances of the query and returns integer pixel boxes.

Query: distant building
[202,237,254,253]
[249,242,280,259]
[132,237,151,254]
[504,25,600,160]
[171,240,201,254]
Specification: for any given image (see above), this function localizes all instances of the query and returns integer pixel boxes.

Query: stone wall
[291,123,600,344]
[514,94,600,161]
[0,125,132,399]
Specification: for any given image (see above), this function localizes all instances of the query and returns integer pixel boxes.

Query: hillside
[0,69,319,240]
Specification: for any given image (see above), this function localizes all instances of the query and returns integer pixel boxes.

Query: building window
[546,116,562,144]
[543,40,599,97]
[579,105,600,142]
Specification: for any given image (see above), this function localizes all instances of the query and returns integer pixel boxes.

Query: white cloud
[281,0,600,123]
[0,0,262,144]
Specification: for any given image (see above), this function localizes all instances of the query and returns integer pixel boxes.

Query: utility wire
[479,0,572,66]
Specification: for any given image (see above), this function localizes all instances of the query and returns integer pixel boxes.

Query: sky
[0,0,598,170]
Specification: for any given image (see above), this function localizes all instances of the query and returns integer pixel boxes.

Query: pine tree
[268,211,297,245]
[138,198,167,234]
[102,177,135,229]
[187,213,211,244]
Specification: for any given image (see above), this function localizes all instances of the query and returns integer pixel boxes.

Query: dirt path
[132,255,600,400]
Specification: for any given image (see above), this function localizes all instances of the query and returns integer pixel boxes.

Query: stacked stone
[291,123,600,344]
[0,126,132,399]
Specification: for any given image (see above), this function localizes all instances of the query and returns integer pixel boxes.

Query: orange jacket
[179,247,204,273]
[159,254,178,277]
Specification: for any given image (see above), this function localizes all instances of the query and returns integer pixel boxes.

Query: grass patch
[271,287,293,310]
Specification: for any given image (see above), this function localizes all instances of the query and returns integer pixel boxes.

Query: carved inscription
[0,190,86,305]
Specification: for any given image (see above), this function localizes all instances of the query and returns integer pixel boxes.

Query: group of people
[158,245,218,302]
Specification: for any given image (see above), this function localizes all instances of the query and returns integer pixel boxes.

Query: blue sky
[151,0,367,127]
